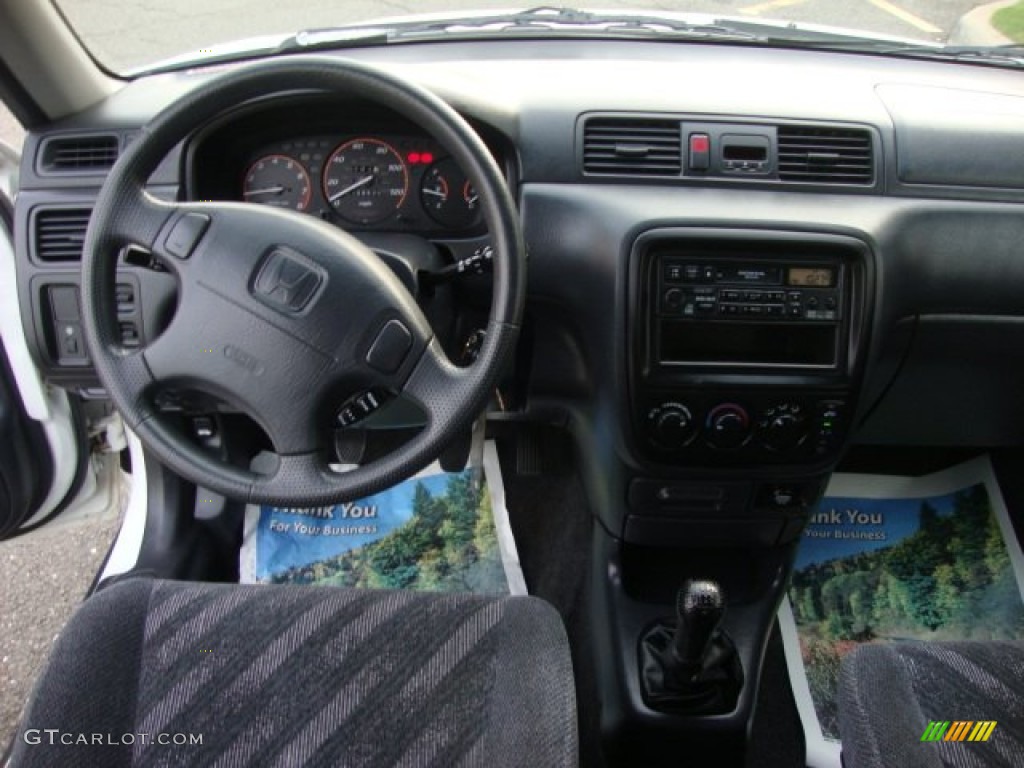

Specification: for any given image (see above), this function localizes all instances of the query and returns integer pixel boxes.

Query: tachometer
[242,154,312,211]
[322,138,408,224]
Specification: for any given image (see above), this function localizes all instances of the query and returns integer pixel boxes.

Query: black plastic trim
[576,112,883,195]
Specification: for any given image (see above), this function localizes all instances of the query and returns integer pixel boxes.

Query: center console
[631,229,869,468]
[592,227,874,766]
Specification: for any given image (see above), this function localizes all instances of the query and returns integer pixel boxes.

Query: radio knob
[761,411,809,452]
[706,403,750,450]
[663,288,684,310]
[648,403,694,449]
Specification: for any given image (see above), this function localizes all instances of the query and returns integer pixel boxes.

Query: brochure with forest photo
[240,441,526,595]
[779,456,1024,768]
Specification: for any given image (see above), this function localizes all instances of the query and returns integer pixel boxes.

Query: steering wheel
[80,57,525,505]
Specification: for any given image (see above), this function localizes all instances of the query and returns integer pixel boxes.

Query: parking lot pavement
[0,103,24,155]
[0,470,123,750]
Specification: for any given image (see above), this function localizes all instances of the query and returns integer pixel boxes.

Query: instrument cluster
[239,134,483,233]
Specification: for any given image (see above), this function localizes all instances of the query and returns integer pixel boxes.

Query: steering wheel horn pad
[80,57,525,505]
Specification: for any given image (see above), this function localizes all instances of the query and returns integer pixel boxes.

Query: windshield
[53,0,1021,74]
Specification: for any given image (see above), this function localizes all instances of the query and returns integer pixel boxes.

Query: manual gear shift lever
[639,577,742,714]
[671,579,725,672]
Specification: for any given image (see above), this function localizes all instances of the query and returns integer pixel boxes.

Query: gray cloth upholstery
[11,579,577,767]
[839,641,1024,768]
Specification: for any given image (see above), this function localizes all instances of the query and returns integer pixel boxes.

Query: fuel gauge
[420,157,482,229]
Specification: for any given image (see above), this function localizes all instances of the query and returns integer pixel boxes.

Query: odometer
[322,138,408,224]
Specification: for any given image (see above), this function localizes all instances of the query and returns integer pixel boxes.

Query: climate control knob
[647,402,694,449]
[759,405,809,452]
[706,403,750,450]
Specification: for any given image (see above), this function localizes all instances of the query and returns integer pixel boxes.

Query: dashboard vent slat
[777,126,874,185]
[39,135,120,172]
[33,208,92,262]
[583,118,682,176]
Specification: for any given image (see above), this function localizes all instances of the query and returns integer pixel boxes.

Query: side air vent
[39,135,119,172]
[583,118,682,176]
[777,126,874,185]
[33,208,92,262]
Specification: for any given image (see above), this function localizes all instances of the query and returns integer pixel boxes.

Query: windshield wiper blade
[764,37,1024,67]
[888,43,1024,67]
[276,27,392,53]
[394,6,762,40]
[279,6,765,50]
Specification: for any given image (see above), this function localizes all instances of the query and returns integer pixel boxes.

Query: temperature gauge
[420,157,481,229]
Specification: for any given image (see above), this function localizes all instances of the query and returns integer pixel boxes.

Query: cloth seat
[838,640,1024,768]
[11,578,578,767]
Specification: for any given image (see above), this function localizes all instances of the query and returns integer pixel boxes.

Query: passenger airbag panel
[878,84,1024,191]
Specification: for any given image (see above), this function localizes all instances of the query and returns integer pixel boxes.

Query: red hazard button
[689,133,711,172]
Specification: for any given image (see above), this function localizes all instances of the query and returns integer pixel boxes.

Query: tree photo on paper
[788,482,1024,741]
[266,469,507,594]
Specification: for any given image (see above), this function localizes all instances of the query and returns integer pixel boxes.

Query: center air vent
[583,118,682,176]
[38,135,119,172]
[777,126,874,185]
[32,208,92,262]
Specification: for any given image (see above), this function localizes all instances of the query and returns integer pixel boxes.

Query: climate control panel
[641,392,847,464]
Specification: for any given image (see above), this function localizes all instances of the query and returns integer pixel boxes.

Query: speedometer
[322,138,408,224]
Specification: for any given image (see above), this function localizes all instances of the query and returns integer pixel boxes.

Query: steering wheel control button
[251,246,326,314]
[366,319,413,374]
[163,212,210,259]
[336,390,387,428]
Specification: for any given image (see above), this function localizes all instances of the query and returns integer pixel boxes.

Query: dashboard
[13,40,1024,508]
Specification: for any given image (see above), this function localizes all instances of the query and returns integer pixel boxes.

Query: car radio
[661,261,840,322]
[652,256,845,369]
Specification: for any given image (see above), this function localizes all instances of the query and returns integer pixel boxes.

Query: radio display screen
[718,266,781,284]
[787,267,834,287]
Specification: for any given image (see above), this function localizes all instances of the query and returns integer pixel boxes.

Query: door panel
[0,178,83,538]
[0,336,54,536]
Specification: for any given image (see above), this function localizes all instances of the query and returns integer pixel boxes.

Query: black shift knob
[671,579,725,667]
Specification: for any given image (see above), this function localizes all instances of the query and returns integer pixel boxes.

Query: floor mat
[239,440,526,595]
[779,454,1024,767]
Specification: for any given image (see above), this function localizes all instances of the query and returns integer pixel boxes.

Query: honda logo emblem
[252,247,325,313]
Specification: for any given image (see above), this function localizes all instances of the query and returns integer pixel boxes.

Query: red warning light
[408,152,421,164]
[421,152,434,164]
